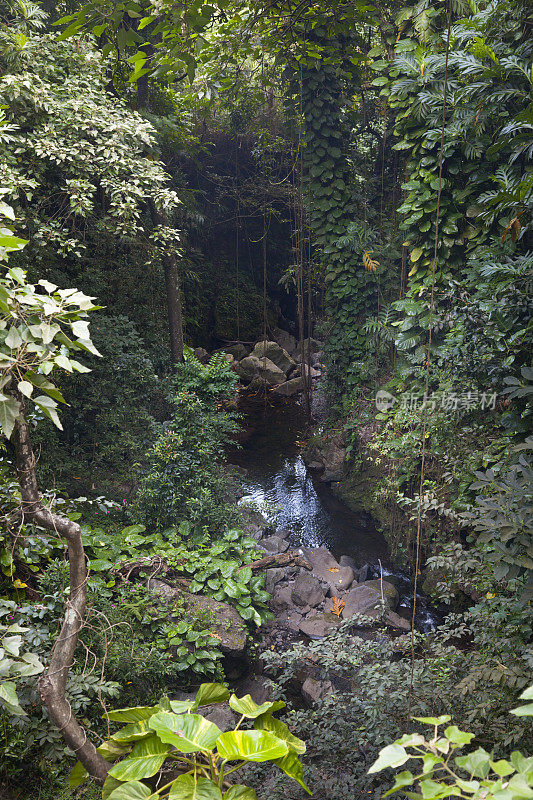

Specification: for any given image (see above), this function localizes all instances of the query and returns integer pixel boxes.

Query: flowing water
[230,397,438,631]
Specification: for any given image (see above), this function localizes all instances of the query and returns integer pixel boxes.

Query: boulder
[362,579,399,610]
[293,364,321,379]
[240,509,269,540]
[301,547,355,593]
[354,564,370,583]
[272,377,304,397]
[384,610,411,631]
[147,580,247,655]
[270,584,293,612]
[291,573,326,608]
[193,347,210,364]
[252,340,296,374]
[203,703,236,732]
[272,327,297,355]
[341,584,381,620]
[223,343,250,361]
[339,555,357,570]
[301,677,333,705]
[265,568,285,593]
[261,535,290,554]
[303,337,324,355]
[311,351,323,367]
[320,434,346,482]
[236,355,285,386]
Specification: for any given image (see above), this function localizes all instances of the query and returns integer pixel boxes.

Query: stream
[230,397,438,632]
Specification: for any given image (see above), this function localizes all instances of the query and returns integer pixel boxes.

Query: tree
[0,5,184,362]
[0,199,110,781]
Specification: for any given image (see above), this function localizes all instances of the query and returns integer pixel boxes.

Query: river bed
[230,397,438,631]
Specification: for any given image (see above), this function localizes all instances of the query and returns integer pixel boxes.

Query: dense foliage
[0,0,531,797]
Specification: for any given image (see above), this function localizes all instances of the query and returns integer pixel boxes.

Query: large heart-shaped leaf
[103,776,125,800]
[193,683,230,709]
[149,712,221,752]
[228,694,285,719]
[254,715,306,754]
[106,705,160,723]
[274,751,312,794]
[223,786,258,800]
[169,773,222,799]
[170,699,195,714]
[112,720,153,744]
[107,781,152,799]
[108,735,170,781]
[217,730,288,763]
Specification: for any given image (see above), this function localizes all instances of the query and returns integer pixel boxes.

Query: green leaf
[217,730,288,763]
[112,720,153,744]
[68,759,88,788]
[0,395,20,440]
[193,683,230,709]
[455,748,491,779]
[223,786,257,800]
[444,726,475,745]
[170,699,195,714]
[169,774,222,799]
[229,694,285,719]
[108,735,170,781]
[148,712,221,752]
[106,705,160,723]
[254,714,306,754]
[274,751,312,794]
[490,760,515,778]
[368,744,409,774]
[384,771,414,797]
[5,327,22,349]
[413,716,451,726]
[107,782,152,800]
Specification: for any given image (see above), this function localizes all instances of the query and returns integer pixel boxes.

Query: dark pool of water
[230,397,438,631]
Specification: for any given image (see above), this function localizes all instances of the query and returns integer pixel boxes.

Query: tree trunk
[147,199,184,364]
[12,406,109,784]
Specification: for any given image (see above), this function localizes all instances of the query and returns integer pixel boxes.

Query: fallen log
[238,550,312,572]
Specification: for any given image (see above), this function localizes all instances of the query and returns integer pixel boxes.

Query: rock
[252,341,296,374]
[385,610,411,631]
[203,703,236,732]
[311,383,328,422]
[147,580,246,655]
[193,347,210,364]
[261,535,290,554]
[311,351,323,367]
[302,337,324,355]
[265,568,285,593]
[341,584,381,619]
[320,434,346,482]
[270,584,293,612]
[291,573,326,608]
[272,377,304,397]
[275,529,291,539]
[287,611,303,632]
[223,343,250,360]
[301,677,333,705]
[354,564,370,583]
[304,431,346,482]
[236,355,285,386]
[362,579,399,609]
[222,353,235,366]
[339,555,357,570]
[272,328,297,355]
[234,675,272,705]
[299,617,327,639]
[240,509,269,540]
[301,547,355,593]
[297,364,321,379]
